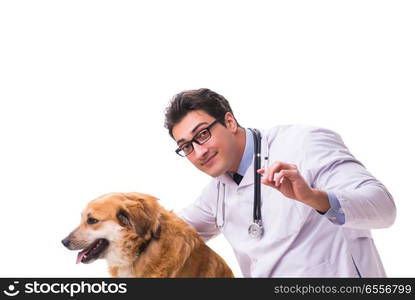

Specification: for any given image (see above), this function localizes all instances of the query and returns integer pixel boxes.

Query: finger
[267,162,296,182]
[261,177,275,187]
[273,173,284,186]
[260,170,275,186]
[257,168,270,184]
[257,168,265,174]
[267,163,282,182]
[274,170,299,186]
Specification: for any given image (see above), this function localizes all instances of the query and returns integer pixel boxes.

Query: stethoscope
[248,128,265,238]
[215,128,269,239]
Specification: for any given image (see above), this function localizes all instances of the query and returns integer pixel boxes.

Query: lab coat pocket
[343,227,372,240]
[303,261,337,277]
[262,187,307,241]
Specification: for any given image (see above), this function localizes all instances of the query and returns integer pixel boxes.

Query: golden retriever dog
[62,192,234,278]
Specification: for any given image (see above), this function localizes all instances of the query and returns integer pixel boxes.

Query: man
[164,88,396,277]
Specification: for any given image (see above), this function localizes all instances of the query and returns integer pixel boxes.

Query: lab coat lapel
[238,160,254,187]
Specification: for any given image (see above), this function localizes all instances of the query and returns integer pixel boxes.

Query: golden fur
[62,192,234,278]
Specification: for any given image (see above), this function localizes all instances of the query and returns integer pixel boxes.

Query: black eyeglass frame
[175,119,221,157]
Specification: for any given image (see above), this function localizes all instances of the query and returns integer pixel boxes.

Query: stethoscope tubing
[215,128,269,238]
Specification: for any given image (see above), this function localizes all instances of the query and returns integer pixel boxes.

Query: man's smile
[201,152,218,166]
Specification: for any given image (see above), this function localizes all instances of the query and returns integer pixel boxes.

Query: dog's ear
[117,207,149,236]
[131,206,153,237]
[117,209,132,227]
[122,193,161,238]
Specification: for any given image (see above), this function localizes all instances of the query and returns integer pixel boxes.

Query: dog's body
[62,192,233,278]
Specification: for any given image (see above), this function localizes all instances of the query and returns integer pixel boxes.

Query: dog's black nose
[61,237,71,248]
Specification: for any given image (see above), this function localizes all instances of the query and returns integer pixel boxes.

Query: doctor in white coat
[164,88,396,277]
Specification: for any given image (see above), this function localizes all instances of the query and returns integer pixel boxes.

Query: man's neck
[229,127,246,173]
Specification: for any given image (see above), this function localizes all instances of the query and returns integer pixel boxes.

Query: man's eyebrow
[176,122,209,145]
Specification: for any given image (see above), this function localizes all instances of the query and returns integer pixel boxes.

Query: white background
[0,0,414,277]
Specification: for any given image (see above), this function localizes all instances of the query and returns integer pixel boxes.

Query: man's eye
[196,129,209,141]
[87,217,99,225]
[181,143,192,152]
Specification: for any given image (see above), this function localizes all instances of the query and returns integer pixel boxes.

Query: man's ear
[224,112,238,132]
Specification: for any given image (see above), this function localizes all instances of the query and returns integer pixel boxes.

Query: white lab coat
[177,125,396,277]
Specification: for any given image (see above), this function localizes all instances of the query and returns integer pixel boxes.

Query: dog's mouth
[76,238,109,264]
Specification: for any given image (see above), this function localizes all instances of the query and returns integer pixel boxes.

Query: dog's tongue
[76,249,88,264]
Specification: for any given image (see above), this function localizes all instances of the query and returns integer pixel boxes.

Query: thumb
[257,168,265,174]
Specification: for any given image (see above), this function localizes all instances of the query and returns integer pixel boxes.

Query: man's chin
[203,165,227,178]
[198,156,228,177]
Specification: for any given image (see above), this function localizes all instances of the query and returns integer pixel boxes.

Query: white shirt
[177,125,396,277]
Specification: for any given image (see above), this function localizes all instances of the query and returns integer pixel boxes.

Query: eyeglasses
[175,119,221,157]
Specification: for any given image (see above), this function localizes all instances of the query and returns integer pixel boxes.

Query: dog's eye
[87,217,99,225]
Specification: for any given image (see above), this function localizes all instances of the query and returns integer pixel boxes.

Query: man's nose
[193,143,208,158]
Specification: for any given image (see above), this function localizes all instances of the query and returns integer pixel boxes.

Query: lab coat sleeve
[303,127,396,230]
[322,191,346,225]
[175,181,221,242]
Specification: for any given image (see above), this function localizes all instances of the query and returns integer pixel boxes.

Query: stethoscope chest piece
[248,220,264,238]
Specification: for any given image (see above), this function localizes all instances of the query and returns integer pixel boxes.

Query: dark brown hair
[164,88,240,138]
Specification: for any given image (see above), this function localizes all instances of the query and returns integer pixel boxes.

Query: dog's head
[62,192,161,266]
